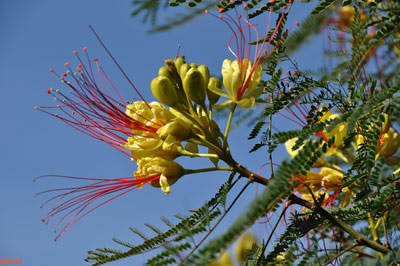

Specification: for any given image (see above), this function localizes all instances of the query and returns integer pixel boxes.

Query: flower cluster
[285,104,400,207]
[35,2,291,239]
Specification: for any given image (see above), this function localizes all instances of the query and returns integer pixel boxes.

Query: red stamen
[83,47,87,51]
[219,8,224,13]
[50,68,54,72]
[205,9,209,15]
[73,51,78,54]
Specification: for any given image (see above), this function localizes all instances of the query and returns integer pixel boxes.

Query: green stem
[177,147,219,159]
[223,103,237,149]
[183,167,234,175]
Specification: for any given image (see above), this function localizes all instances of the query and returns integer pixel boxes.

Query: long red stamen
[37,47,164,157]
[35,174,160,241]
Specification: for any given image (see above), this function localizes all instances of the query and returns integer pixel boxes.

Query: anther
[73,51,78,54]
[296,21,300,26]
[219,7,223,13]
[47,89,51,94]
[83,47,88,51]
[219,15,222,19]
[269,0,275,4]
[34,106,38,110]
[205,9,209,15]
[78,63,83,68]
[93,58,99,61]
[283,5,287,9]
[238,14,242,19]
[286,70,289,75]
[292,71,296,75]
[50,68,54,72]
[289,0,293,3]
[64,62,69,67]
[244,3,249,7]
[63,73,67,77]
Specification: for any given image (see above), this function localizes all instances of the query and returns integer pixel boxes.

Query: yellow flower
[208,251,233,266]
[134,157,183,194]
[123,101,192,159]
[209,59,262,109]
[320,167,344,192]
[125,101,175,136]
[234,231,257,262]
[292,171,325,202]
[123,135,181,160]
[377,127,400,162]
[319,104,349,162]
[356,113,400,164]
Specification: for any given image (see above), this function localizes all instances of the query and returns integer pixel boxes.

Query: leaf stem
[183,167,234,175]
[178,147,219,159]
[223,103,237,149]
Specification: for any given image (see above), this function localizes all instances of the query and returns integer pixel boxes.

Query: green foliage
[85,179,235,265]
[92,1,400,265]
[183,138,325,264]
[311,0,337,14]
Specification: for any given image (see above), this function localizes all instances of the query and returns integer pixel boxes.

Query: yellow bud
[174,56,185,73]
[190,63,198,69]
[164,59,182,87]
[158,66,174,81]
[207,77,221,105]
[151,76,177,107]
[179,63,191,81]
[197,64,210,89]
[183,68,206,105]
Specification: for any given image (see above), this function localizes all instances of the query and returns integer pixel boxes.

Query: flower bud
[151,76,177,107]
[183,68,206,105]
[197,64,210,91]
[190,63,198,69]
[207,77,221,105]
[164,59,182,85]
[179,63,191,81]
[174,56,185,73]
[158,66,174,81]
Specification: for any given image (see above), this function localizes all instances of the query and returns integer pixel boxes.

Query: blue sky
[1,0,322,265]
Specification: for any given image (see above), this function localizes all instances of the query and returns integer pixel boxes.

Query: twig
[323,242,359,266]
[179,179,252,265]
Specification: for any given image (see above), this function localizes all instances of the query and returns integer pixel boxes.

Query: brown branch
[288,194,391,255]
